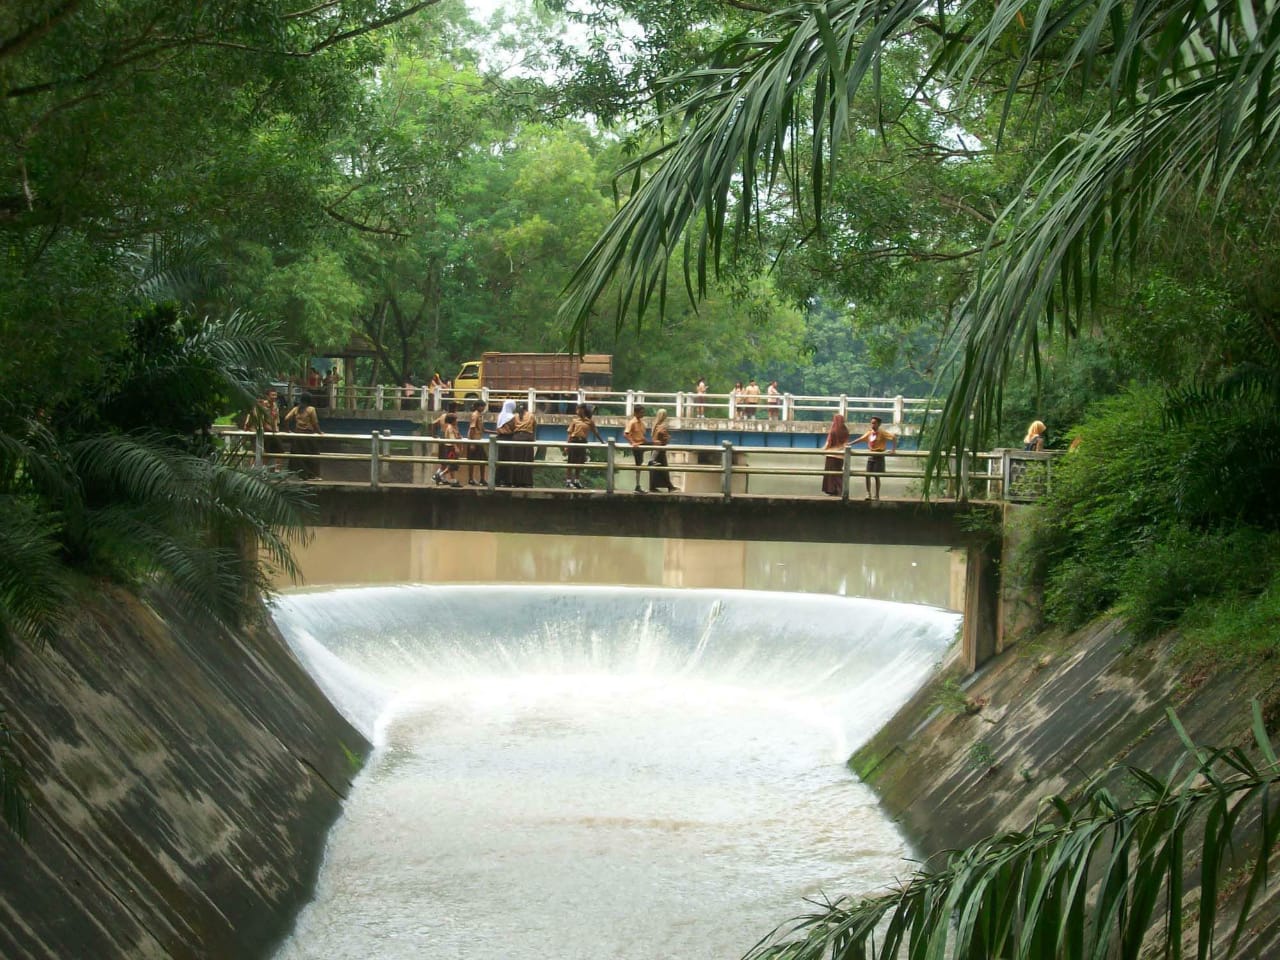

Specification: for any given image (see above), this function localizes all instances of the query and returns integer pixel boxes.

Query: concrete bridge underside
[311,486,1003,672]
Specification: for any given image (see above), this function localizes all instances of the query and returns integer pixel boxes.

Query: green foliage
[1178,569,1280,668]
[965,740,995,771]
[1022,383,1280,654]
[1116,529,1278,644]
[746,706,1280,960]
[932,678,980,717]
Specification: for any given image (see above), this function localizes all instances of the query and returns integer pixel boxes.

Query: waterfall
[271,585,958,960]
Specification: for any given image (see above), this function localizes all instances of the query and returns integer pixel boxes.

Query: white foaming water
[271,585,958,960]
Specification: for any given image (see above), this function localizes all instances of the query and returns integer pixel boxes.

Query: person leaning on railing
[850,416,896,501]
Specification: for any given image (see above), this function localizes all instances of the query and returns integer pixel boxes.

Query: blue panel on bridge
[315,415,916,450]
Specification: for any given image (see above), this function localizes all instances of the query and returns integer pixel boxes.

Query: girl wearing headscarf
[511,402,537,488]
[820,413,849,496]
[648,409,675,492]
[493,399,517,486]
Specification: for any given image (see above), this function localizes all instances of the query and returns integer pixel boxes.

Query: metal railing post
[675,392,684,419]
[893,395,905,427]
[380,429,392,484]
[958,450,970,503]
[839,394,848,419]
[729,394,737,420]
[527,386,537,412]
[487,435,498,491]
[481,387,490,407]
[782,393,793,421]
[375,384,385,411]
[625,390,635,417]
[253,430,263,468]
[605,438,617,494]
[721,440,734,500]
[370,431,380,489]
[842,446,852,502]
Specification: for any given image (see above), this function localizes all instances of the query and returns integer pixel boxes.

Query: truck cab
[453,361,483,399]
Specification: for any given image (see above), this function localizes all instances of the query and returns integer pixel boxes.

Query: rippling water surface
[271,585,957,960]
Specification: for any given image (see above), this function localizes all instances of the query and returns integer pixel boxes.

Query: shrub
[1022,385,1280,654]
[1117,527,1274,642]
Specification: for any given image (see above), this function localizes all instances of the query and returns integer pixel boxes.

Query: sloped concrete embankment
[853,619,1280,956]
[0,587,367,959]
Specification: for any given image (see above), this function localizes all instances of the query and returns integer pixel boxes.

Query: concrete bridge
[308,483,1007,675]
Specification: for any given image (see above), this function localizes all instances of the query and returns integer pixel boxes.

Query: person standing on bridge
[493,399,517,486]
[694,377,708,417]
[565,403,604,489]
[648,409,676,492]
[511,402,537,488]
[1023,420,1047,452]
[742,378,761,419]
[820,413,850,496]
[851,416,897,501]
[284,392,322,479]
[766,380,781,420]
[624,405,648,494]
[430,401,459,485]
[441,413,462,487]
[466,400,488,486]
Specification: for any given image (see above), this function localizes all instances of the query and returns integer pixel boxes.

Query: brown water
[279,528,961,610]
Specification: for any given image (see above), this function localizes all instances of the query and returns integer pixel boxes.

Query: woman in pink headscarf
[820,414,849,496]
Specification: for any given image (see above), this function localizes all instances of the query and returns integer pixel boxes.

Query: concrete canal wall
[0,586,367,960]
[853,617,1280,955]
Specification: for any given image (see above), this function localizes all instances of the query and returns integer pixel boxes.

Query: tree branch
[284,0,342,20]
[719,0,776,13]
[0,0,84,63]
[308,1,443,54]
[323,206,408,237]
[937,195,996,226]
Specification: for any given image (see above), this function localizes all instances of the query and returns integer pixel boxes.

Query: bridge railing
[282,384,941,427]
[220,428,1051,502]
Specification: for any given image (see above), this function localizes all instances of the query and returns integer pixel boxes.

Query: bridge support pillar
[961,541,1000,673]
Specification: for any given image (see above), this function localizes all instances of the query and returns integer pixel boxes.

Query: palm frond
[1164,364,1280,427]
[746,704,1280,960]
[560,0,1280,474]
[0,496,72,661]
[60,433,312,622]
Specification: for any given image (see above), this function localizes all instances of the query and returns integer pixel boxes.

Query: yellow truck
[452,352,613,400]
